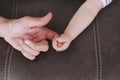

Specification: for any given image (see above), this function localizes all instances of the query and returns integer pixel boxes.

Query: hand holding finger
[24,39,49,52]
[52,34,71,51]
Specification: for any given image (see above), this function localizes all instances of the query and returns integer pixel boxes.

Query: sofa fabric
[0,0,120,80]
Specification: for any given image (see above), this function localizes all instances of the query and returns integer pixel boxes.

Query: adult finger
[43,27,59,40]
[31,27,59,42]
[21,48,36,60]
[20,12,53,27]
[24,27,40,39]
[4,38,35,60]
[5,37,23,51]
[24,39,49,52]
[18,39,40,56]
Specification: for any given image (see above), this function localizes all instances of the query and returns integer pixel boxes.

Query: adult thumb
[22,12,53,27]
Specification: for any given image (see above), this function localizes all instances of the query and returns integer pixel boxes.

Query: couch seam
[96,16,102,80]
[7,49,13,80]
[94,16,103,80]
[7,0,19,80]
[14,0,18,18]
[93,21,99,80]
[4,46,10,80]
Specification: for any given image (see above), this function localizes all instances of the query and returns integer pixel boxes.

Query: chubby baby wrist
[62,32,74,42]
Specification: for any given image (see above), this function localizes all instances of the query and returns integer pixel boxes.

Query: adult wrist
[0,17,9,38]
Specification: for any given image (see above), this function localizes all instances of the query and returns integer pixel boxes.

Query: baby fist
[52,34,72,51]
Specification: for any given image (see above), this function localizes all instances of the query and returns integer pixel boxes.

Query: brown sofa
[0,0,120,80]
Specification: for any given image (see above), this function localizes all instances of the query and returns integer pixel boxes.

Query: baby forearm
[64,0,103,41]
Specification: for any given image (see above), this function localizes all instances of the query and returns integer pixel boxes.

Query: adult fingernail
[29,56,35,60]
[19,40,23,45]
[25,40,30,45]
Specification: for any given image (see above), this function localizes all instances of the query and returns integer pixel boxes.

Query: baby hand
[52,34,72,51]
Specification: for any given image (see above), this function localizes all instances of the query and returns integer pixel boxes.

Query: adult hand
[18,27,59,60]
[4,12,52,50]
[0,12,56,60]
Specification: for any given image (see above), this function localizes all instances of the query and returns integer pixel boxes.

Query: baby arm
[52,0,104,51]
